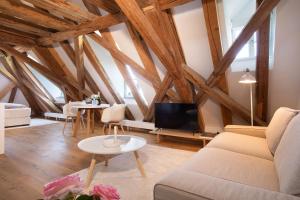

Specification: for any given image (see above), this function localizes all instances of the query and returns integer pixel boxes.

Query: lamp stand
[250,84,254,126]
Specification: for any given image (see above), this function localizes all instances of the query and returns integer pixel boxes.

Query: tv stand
[153,129,217,146]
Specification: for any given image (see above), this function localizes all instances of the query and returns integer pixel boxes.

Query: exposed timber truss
[0,0,279,127]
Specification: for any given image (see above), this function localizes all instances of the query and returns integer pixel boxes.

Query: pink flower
[92,184,120,200]
[43,174,83,200]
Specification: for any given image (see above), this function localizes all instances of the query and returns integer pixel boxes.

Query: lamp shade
[239,68,256,84]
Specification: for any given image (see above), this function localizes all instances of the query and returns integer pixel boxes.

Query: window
[123,65,148,105]
[218,0,276,71]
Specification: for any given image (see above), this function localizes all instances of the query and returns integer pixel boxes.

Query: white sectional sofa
[154,107,300,200]
[4,103,31,127]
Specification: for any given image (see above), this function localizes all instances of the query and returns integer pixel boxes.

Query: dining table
[72,104,110,137]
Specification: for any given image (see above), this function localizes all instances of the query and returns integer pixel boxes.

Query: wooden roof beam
[0,31,37,47]
[82,37,135,119]
[197,0,279,104]
[38,13,125,46]
[0,0,72,30]
[202,0,232,126]
[0,13,52,37]
[23,0,97,23]
[115,0,193,102]
[83,0,120,14]
[0,82,15,100]
[184,65,266,126]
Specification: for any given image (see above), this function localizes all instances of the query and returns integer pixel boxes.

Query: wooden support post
[75,35,85,100]
[8,87,17,103]
[256,0,270,122]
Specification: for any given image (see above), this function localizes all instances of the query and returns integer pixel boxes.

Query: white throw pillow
[274,113,300,195]
[266,107,297,154]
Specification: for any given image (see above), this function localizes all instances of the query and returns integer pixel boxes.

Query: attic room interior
[0,0,300,199]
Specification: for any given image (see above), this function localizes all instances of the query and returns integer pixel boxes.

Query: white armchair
[101,104,126,135]
[62,101,86,134]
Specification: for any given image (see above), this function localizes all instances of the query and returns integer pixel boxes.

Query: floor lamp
[239,68,257,126]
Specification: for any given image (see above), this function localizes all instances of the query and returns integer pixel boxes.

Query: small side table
[78,135,147,187]
[72,104,110,137]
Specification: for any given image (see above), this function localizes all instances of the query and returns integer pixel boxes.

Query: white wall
[268,0,300,119]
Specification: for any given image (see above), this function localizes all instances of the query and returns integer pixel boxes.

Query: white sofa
[4,103,31,127]
[154,107,300,200]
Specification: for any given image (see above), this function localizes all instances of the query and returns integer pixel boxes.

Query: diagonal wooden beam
[0,31,37,47]
[184,64,266,126]
[206,0,279,87]
[82,37,135,119]
[23,0,97,23]
[0,0,72,30]
[197,0,279,105]
[0,13,52,37]
[38,13,125,46]
[115,0,193,103]
[8,87,17,103]
[202,0,232,126]
[15,60,54,101]
[88,33,158,85]
[256,0,270,122]
[15,62,61,113]
[83,0,120,14]
[0,44,64,85]
[0,57,43,114]
[158,0,195,10]
[125,21,162,86]
[144,73,173,121]
[58,41,110,103]
[0,82,15,100]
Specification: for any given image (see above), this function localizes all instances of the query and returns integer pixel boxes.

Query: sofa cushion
[155,170,298,200]
[207,132,273,160]
[275,114,300,195]
[182,148,279,191]
[266,107,297,154]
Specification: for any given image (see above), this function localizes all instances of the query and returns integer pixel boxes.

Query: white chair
[62,101,86,134]
[101,104,126,135]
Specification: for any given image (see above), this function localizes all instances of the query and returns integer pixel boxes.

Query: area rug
[76,144,195,200]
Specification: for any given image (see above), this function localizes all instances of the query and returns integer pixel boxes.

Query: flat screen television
[155,103,199,132]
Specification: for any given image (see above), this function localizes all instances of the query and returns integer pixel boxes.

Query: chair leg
[102,124,106,135]
[108,124,112,135]
[81,117,85,129]
[71,118,74,129]
[63,118,68,135]
[120,125,125,134]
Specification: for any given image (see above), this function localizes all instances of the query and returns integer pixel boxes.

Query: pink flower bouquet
[42,174,120,200]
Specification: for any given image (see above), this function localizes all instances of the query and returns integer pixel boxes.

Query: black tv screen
[155,103,199,132]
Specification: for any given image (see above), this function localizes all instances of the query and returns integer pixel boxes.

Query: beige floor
[76,144,195,200]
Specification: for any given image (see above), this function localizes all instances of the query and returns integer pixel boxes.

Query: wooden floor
[0,121,201,200]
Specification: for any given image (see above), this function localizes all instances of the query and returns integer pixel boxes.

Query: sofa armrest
[224,125,267,138]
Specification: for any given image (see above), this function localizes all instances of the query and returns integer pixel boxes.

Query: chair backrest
[63,101,86,117]
[101,104,126,123]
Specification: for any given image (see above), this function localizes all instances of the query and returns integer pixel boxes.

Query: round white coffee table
[78,135,147,187]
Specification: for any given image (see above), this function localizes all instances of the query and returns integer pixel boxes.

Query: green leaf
[76,195,93,200]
